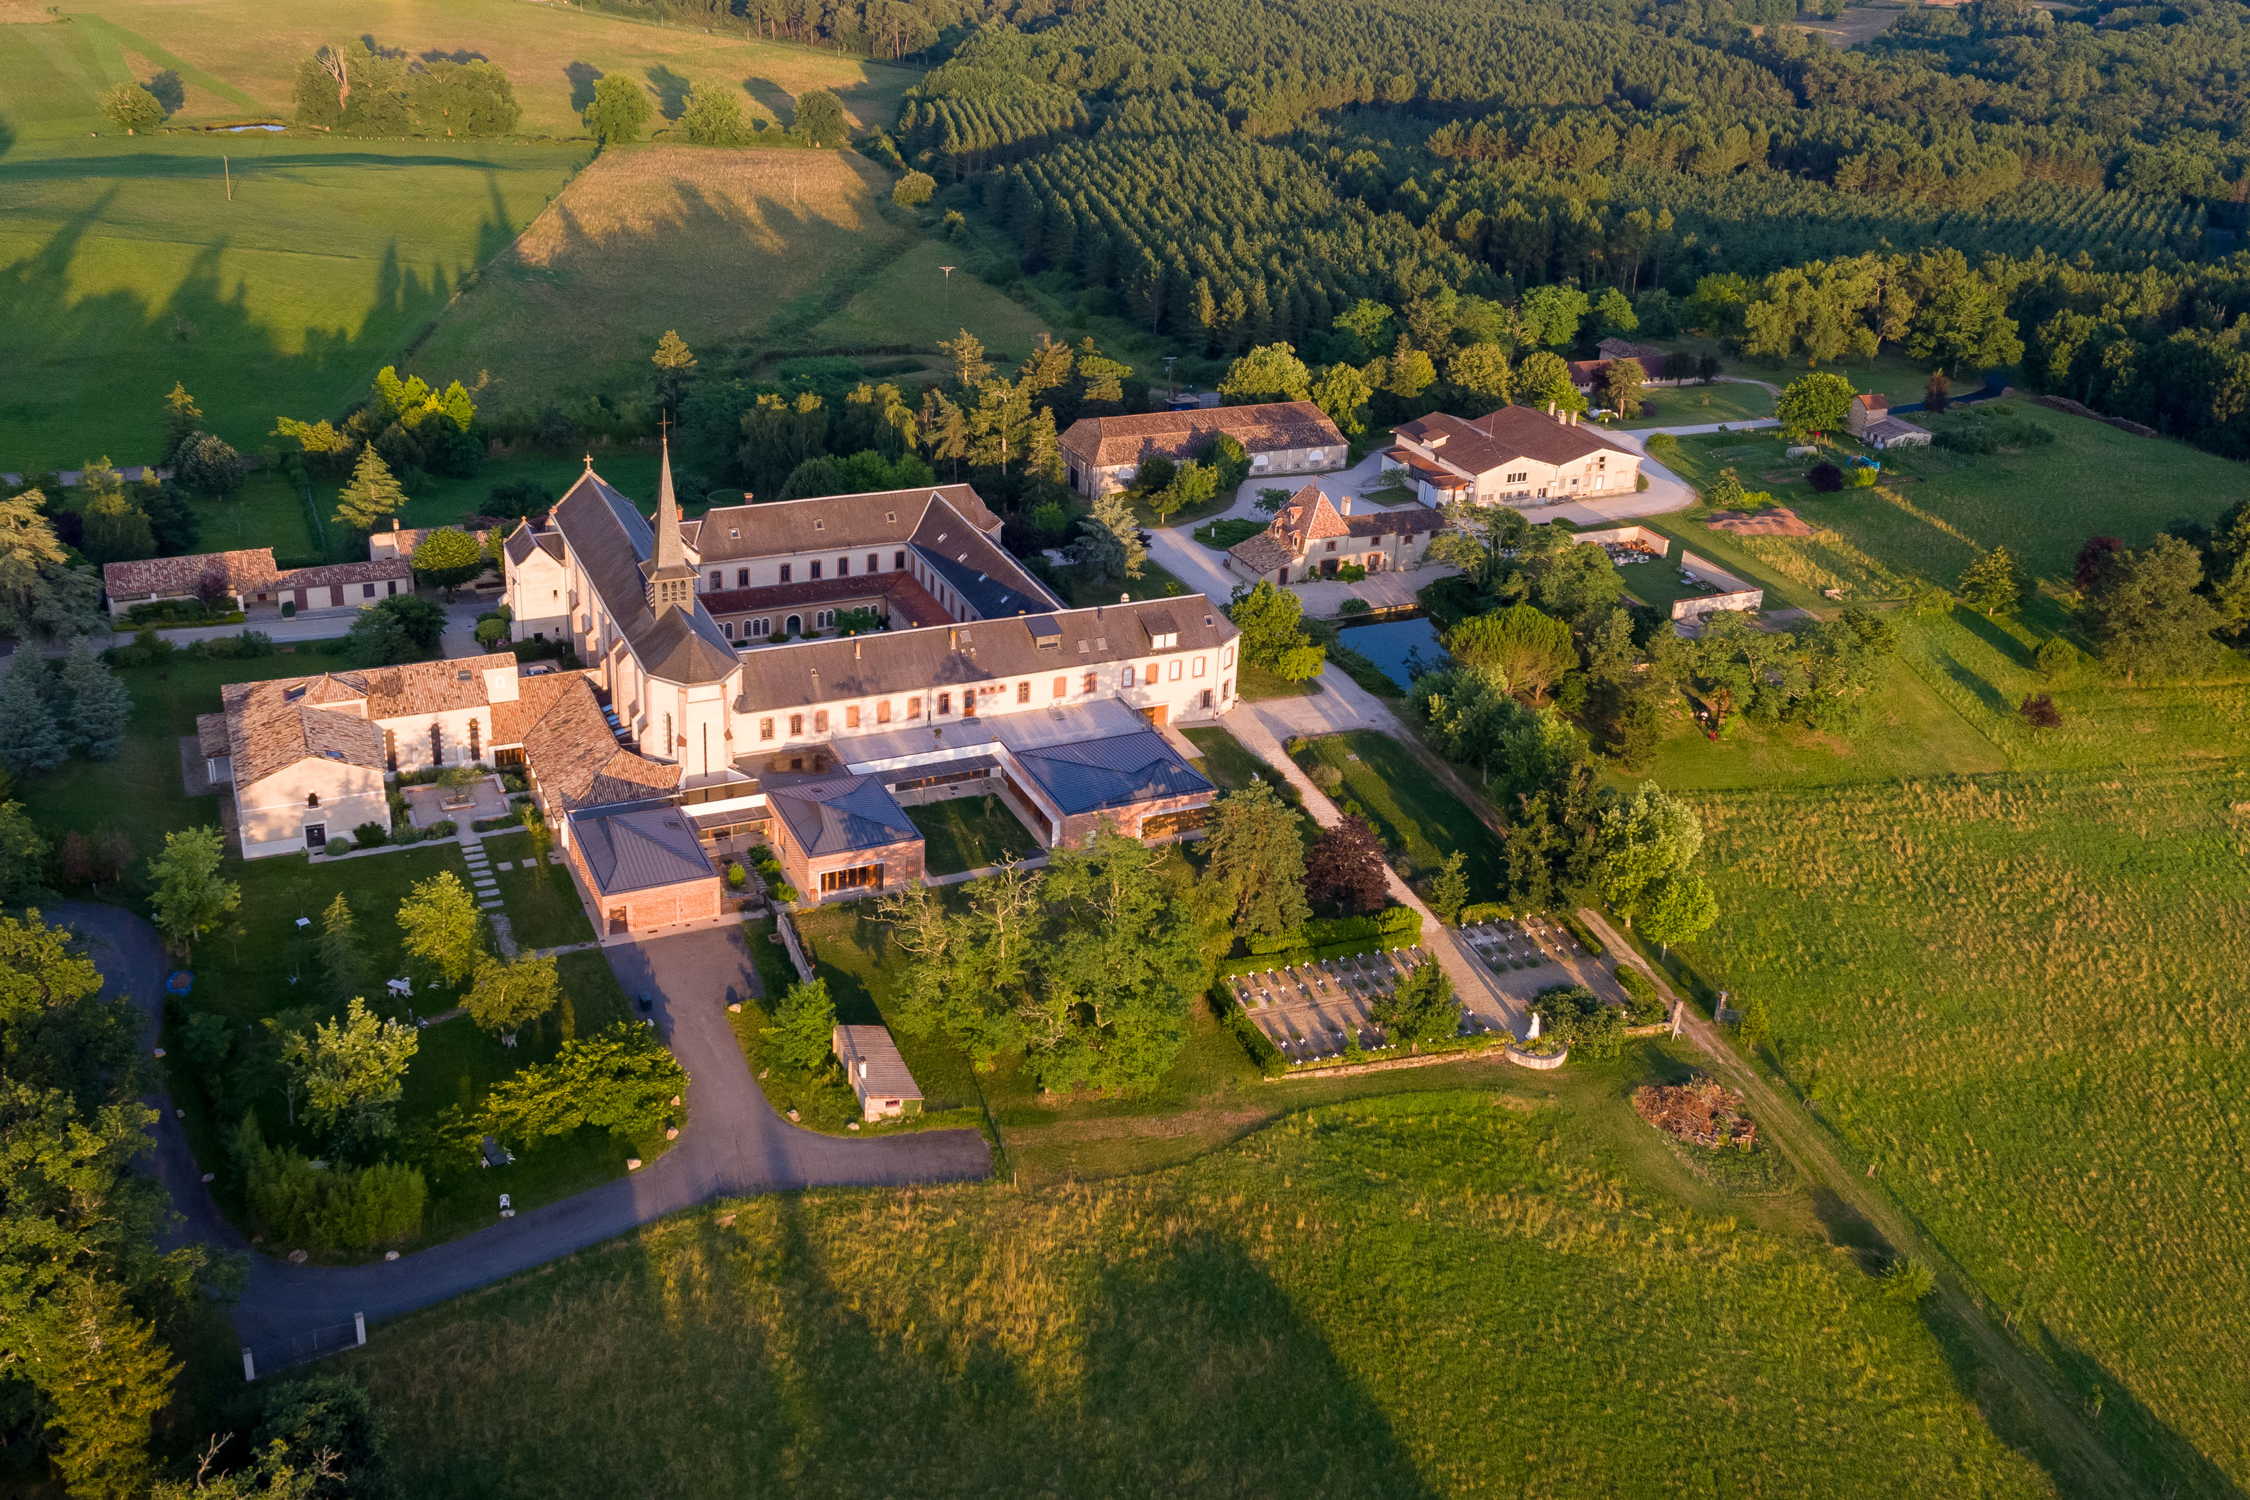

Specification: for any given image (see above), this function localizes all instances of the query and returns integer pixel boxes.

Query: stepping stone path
[462,842,504,912]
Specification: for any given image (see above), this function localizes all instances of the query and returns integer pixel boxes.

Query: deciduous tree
[280,996,419,1153]
[678,86,752,145]
[1219,342,1313,403]
[1775,371,1856,442]
[395,871,484,987]
[1228,579,1324,681]
[1372,957,1458,1048]
[462,953,562,1036]
[100,82,164,134]
[410,526,484,597]
[1956,545,2024,616]
[769,977,838,1074]
[2082,533,2221,681]
[1304,814,1389,915]
[584,74,650,144]
[146,826,238,959]
[791,88,847,147]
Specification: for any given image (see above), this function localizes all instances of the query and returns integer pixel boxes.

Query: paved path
[1220,708,1525,1037]
[54,901,991,1374]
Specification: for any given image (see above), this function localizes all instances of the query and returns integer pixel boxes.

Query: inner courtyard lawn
[486,840,596,950]
[342,1089,2051,1499]
[906,794,1041,877]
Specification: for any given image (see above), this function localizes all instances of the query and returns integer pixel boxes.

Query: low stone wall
[1504,1044,1570,1071]
[1671,551,1764,621]
[1266,1039,1511,1082]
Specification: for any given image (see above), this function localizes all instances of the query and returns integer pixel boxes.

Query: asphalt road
[54,902,992,1374]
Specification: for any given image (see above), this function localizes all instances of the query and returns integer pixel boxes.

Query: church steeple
[644,423,696,615]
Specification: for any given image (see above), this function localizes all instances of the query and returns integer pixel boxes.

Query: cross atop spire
[582,453,593,471]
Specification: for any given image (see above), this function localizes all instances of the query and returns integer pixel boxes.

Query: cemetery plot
[1227,948,1502,1065]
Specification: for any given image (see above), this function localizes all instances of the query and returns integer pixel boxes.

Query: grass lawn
[906,794,1041,877]
[1181,722,1281,795]
[18,636,352,877]
[65,0,917,138]
[487,841,596,950]
[1290,730,1508,895]
[1236,660,1315,700]
[414,145,1054,421]
[1667,336,1939,405]
[1042,555,1193,610]
[1651,403,2246,602]
[342,1087,2049,1499]
[1614,379,1773,429]
[1678,761,2250,1495]
[0,125,585,470]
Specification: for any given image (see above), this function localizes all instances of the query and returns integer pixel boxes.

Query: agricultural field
[32,0,915,136]
[342,1088,2051,1498]
[0,123,584,470]
[1678,764,2250,1497]
[412,145,1052,417]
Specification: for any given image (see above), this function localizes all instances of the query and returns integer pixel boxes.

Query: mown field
[1678,764,2250,1497]
[343,1089,2052,1499]
[61,0,915,136]
[0,123,584,470]
[413,144,1050,416]
[1651,403,2247,602]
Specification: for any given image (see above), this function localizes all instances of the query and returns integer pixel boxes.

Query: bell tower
[643,422,696,615]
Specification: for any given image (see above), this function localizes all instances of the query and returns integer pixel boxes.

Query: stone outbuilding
[831,1024,923,1120]
[1225,484,1444,586]
[1058,401,1345,497]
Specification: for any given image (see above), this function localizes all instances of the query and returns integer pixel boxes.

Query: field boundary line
[1578,905,2145,1500]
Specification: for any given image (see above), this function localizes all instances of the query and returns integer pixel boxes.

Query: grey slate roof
[732,600,1236,715]
[768,774,920,857]
[833,1024,921,1101]
[1011,729,1212,815]
[568,804,713,895]
[547,469,738,684]
[914,542,1047,618]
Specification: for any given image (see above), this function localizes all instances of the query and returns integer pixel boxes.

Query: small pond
[1336,615,1445,689]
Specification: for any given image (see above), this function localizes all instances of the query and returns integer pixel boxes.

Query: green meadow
[344,1089,2052,1499]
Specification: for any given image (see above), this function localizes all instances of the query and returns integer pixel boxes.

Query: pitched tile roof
[686,485,1004,561]
[1058,401,1343,468]
[283,653,518,720]
[1231,486,1444,569]
[103,548,278,602]
[195,712,231,758]
[568,804,713,895]
[833,1024,921,1100]
[1393,405,1637,477]
[768,773,919,857]
[730,599,1237,714]
[499,669,682,810]
[1011,729,1213,815]
[1227,532,1296,573]
[502,523,565,566]
[1272,484,1353,544]
[217,677,385,787]
[547,468,738,684]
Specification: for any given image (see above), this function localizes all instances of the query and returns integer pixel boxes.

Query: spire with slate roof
[643,422,696,615]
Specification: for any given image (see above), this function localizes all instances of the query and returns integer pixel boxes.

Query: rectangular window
[362,582,376,599]
[737,568,750,587]
[1082,672,1095,694]
[789,713,804,736]
[1223,645,1235,668]
[1122,666,1136,687]
[468,717,481,759]
[709,571,722,589]
[837,556,850,577]
[1146,661,1159,683]
[1016,681,1031,704]
[780,563,792,583]
[1193,656,1206,677]
[814,710,829,733]
[846,705,861,728]
[936,692,951,715]
[760,718,774,741]
[1053,676,1067,698]
[384,728,398,772]
[893,549,907,570]
[810,560,822,580]
[1168,660,1182,682]
[876,700,892,724]
[867,553,880,574]
[907,695,922,719]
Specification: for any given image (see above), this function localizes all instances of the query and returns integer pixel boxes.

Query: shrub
[427,819,457,838]
[1457,901,1512,925]
[1309,764,1344,795]
[1880,1256,1938,1303]
[1339,598,1372,616]
[2019,693,2063,729]
[1334,562,1368,582]
[353,821,388,847]
[1559,913,1605,955]
[1614,964,1666,1024]
[323,837,353,856]
[725,862,748,890]
[1807,461,1846,492]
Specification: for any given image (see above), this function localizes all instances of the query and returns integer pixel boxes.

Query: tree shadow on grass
[645,65,692,121]
[2029,1328,2247,1500]
[742,76,796,125]
[145,68,186,115]
[1951,603,2032,671]
[564,61,603,115]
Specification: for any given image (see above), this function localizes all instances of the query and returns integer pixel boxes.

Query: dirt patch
[1705,506,1815,537]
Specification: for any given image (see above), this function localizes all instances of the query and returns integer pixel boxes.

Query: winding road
[55,901,991,1374]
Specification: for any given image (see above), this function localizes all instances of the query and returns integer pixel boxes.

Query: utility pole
[938,264,955,327]
[223,154,232,202]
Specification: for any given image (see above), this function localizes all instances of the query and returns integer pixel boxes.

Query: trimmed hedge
[1614,963,1667,1024]
[1243,905,1420,956]
[1217,929,1418,978]
[1560,912,1605,956]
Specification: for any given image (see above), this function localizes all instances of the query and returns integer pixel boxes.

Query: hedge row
[1217,929,1419,979]
[1242,904,1420,956]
